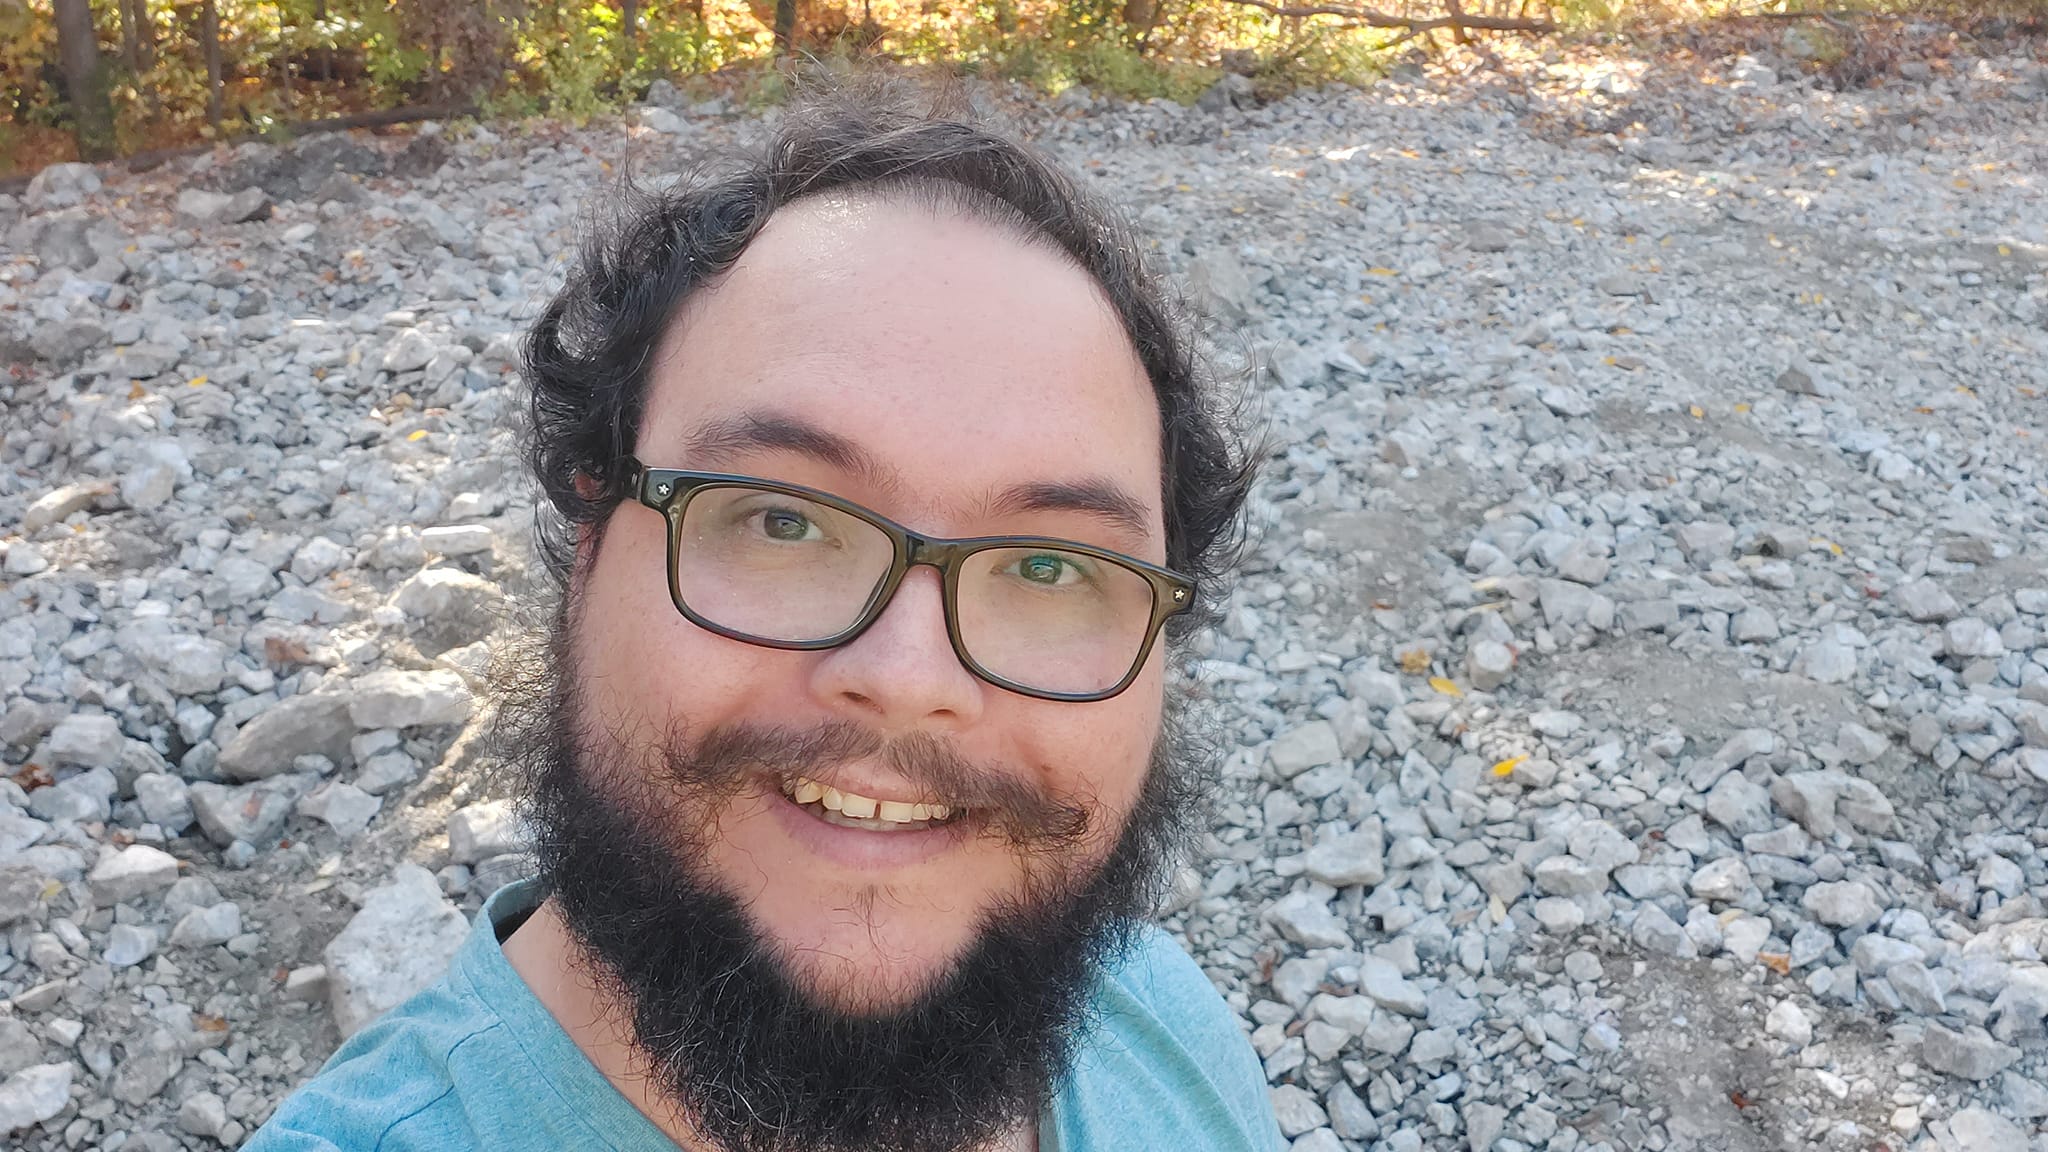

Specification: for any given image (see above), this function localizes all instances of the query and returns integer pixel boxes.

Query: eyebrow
[679,409,1157,540]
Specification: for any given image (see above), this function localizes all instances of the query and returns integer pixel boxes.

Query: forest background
[2,0,2043,179]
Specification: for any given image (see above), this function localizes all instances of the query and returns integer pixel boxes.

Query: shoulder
[1055,924,1282,1152]
[1098,923,1255,1054]
[244,979,501,1152]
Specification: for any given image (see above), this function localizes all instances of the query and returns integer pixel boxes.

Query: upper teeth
[789,777,951,823]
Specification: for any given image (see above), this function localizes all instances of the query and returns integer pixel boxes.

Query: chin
[762,901,987,1018]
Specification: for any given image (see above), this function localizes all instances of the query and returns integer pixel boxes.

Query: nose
[808,566,985,732]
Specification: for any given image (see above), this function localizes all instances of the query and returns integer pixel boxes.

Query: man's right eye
[757,508,821,542]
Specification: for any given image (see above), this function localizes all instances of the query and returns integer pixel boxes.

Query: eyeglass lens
[671,484,1159,696]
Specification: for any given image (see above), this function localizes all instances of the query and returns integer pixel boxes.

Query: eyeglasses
[625,459,1196,702]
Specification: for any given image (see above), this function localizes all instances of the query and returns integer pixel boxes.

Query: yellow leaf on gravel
[127,382,145,401]
[187,375,208,388]
[1368,267,1399,277]
[1811,537,1843,556]
[1734,403,1751,414]
[1397,648,1431,675]
[407,429,429,442]
[1491,754,1528,777]
[1428,677,1463,697]
[1689,405,1705,419]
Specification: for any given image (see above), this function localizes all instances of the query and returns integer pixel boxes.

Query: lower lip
[767,791,973,869]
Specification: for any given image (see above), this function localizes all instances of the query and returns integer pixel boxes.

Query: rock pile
[3,44,2045,1152]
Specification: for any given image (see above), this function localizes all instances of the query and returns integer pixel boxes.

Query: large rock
[88,844,180,905]
[0,1062,73,1133]
[347,669,475,730]
[1263,891,1352,949]
[1945,1106,2028,1152]
[174,186,272,227]
[1802,880,1883,929]
[1300,828,1385,888]
[391,568,506,657]
[188,774,318,847]
[1771,771,1896,839]
[23,162,99,211]
[1704,773,1773,836]
[324,864,471,1038]
[1920,1022,2019,1081]
[47,713,125,767]
[217,692,355,779]
[134,634,231,695]
[1268,720,1341,779]
[447,800,527,866]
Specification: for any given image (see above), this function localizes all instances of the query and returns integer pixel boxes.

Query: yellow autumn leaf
[1810,537,1844,556]
[1734,403,1751,413]
[1999,244,2013,256]
[187,375,208,388]
[1428,677,1463,698]
[1491,755,1528,777]
[407,429,429,442]
[1397,648,1431,675]
[1368,267,1399,277]
[127,382,145,401]
[1689,405,1705,419]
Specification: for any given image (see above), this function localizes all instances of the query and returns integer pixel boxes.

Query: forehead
[635,193,1164,533]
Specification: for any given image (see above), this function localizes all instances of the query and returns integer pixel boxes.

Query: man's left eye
[1012,554,1082,585]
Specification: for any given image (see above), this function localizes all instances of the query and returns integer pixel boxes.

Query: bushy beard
[489,596,1205,1152]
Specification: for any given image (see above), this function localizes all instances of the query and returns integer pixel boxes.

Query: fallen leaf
[1810,537,1844,556]
[194,1014,230,1033]
[1759,952,1791,976]
[1689,405,1705,419]
[1397,648,1432,675]
[187,375,209,388]
[127,382,146,401]
[1491,754,1528,777]
[1428,677,1463,698]
[407,429,429,442]
[10,763,54,791]
[1734,403,1751,414]
[1368,267,1399,277]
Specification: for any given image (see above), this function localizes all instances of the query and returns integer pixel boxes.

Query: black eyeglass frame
[626,457,1197,703]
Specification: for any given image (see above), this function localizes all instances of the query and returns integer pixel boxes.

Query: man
[249,82,1277,1152]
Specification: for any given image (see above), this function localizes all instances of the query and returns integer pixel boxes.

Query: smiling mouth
[781,776,962,832]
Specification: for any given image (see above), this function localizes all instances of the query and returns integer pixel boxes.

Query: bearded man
[247,83,1277,1152]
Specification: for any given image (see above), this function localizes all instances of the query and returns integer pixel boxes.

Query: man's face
[569,195,1170,1012]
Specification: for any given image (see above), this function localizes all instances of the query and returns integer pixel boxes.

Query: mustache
[658,719,1095,852]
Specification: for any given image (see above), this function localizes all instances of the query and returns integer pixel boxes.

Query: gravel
[2,40,2046,1152]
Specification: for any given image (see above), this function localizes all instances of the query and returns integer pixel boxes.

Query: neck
[502,896,715,1151]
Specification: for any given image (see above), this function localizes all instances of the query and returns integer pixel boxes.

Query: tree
[772,0,795,52]
[201,0,222,130]
[53,0,118,159]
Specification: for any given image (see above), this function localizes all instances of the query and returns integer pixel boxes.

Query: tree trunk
[117,0,141,75]
[687,0,703,22]
[620,0,638,47]
[128,0,154,66]
[53,0,118,160]
[201,0,222,132]
[772,0,796,53]
[1122,0,1157,36]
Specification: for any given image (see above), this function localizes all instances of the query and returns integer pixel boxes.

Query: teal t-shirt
[247,879,1282,1152]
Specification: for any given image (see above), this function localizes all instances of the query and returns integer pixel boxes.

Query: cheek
[1032,668,1165,847]
[575,512,786,738]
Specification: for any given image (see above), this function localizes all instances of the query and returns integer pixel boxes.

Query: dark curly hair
[522,80,1257,638]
